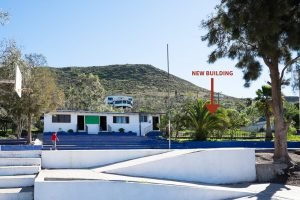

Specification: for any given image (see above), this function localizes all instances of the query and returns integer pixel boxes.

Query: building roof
[46,110,165,115]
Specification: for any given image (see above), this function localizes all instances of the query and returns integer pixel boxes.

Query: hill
[48,64,242,112]
[284,96,299,104]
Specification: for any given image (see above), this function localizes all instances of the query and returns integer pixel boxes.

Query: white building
[104,96,133,108]
[43,110,161,136]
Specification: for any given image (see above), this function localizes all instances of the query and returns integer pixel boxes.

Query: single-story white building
[43,110,161,136]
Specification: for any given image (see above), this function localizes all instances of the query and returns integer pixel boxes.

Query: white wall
[41,149,256,184]
[107,114,139,134]
[41,149,169,169]
[44,113,77,133]
[106,148,257,184]
[86,124,98,134]
[140,114,160,136]
[34,178,250,200]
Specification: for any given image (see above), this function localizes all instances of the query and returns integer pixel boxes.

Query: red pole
[210,78,214,104]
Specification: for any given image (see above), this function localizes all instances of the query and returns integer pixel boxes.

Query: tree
[202,0,300,164]
[25,53,47,69]
[172,111,187,139]
[243,104,260,125]
[22,68,64,143]
[255,85,273,141]
[0,41,64,142]
[226,109,249,139]
[185,99,228,140]
[0,41,26,139]
[64,73,105,111]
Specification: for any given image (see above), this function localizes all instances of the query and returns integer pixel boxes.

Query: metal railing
[143,125,153,136]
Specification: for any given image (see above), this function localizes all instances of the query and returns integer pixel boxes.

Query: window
[52,115,71,123]
[108,97,113,100]
[113,116,129,124]
[140,115,148,122]
[115,100,122,104]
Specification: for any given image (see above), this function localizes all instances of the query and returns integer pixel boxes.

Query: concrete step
[0,175,35,188]
[0,158,41,166]
[0,187,33,200]
[0,166,40,176]
[0,151,41,158]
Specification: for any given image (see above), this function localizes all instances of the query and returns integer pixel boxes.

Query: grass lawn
[287,134,300,142]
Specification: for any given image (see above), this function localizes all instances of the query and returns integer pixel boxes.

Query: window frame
[113,116,130,124]
[140,115,148,123]
[52,114,71,123]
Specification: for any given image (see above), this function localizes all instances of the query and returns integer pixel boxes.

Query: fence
[174,130,267,141]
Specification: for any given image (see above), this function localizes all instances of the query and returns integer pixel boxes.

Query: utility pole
[167,44,171,149]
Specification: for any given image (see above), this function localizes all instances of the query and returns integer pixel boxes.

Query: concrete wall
[41,149,169,169]
[34,179,250,200]
[41,149,256,184]
[106,148,257,184]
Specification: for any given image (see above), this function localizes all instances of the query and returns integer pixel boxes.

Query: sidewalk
[231,183,300,200]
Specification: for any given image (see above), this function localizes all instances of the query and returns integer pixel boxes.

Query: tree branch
[280,55,300,83]
[262,56,272,67]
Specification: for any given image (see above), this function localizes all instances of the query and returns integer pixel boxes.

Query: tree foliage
[185,99,228,140]
[226,109,249,130]
[255,85,273,140]
[202,0,300,163]
[202,0,300,86]
[64,73,106,111]
[0,41,64,141]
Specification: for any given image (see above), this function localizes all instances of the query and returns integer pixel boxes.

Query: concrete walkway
[229,183,300,200]
[36,169,300,200]
[35,149,300,200]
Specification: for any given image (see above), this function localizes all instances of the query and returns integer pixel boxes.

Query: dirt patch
[256,150,300,186]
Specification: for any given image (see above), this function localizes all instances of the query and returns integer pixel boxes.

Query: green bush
[67,129,74,133]
[119,128,125,133]
[288,125,297,135]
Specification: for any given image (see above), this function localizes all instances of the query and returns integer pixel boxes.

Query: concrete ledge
[0,158,41,166]
[256,163,288,182]
[42,149,169,169]
[0,175,35,188]
[0,187,33,200]
[0,166,40,176]
[0,151,41,158]
[34,170,251,200]
[104,148,256,184]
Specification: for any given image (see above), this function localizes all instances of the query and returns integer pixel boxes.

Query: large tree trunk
[27,113,32,144]
[15,116,21,140]
[265,109,273,141]
[269,62,290,164]
[15,114,24,140]
[175,130,179,139]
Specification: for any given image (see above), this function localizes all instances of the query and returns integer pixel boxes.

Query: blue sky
[1,0,298,98]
